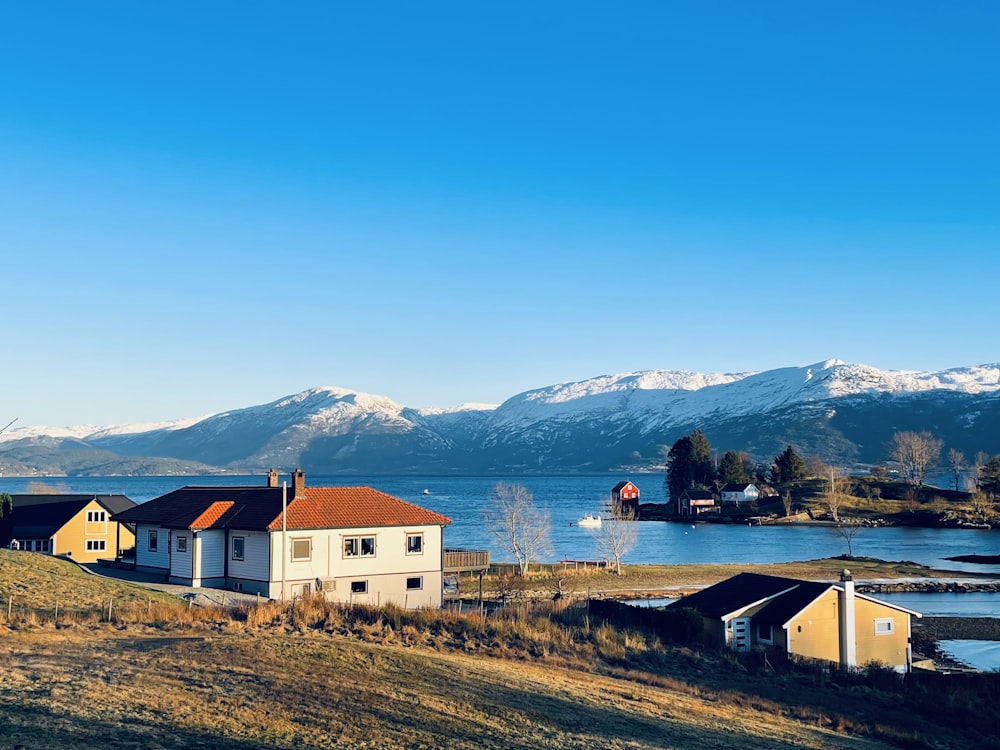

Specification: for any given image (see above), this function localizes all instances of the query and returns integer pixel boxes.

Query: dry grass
[3,550,999,749]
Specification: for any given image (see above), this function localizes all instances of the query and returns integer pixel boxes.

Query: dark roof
[668,573,803,619]
[753,581,834,625]
[679,489,715,500]
[113,486,286,530]
[112,485,452,532]
[669,572,921,624]
[720,483,756,492]
[7,494,136,538]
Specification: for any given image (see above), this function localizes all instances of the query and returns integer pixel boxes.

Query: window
[291,538,312,562]
[406,533,423,555]
[874,618,894,635]
[86,540,106,551]
[350,580,368,594]
[87,510,106,523]
[343,535,376,558]
[360,536,376,556]
[406,576,423,590]
[232,536,245,561]
[176,535,187,553]
[148,530,158,552]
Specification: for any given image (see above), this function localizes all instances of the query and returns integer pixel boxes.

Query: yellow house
[670,570,921,672]
[6,494,137,564]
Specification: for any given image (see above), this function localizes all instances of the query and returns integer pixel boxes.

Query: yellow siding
[785,589,842,663]
[785,588,911,669]
[52,500,136,563]
[854,596,911,669]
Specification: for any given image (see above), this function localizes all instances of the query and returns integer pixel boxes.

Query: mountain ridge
[3,360,1000,476]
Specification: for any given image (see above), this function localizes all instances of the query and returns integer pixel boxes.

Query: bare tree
[889,431,943,495]
[824,465,848,523]
[834,518,864,558]
[947,449,966,492]
[971,451,989,491]
[595,500,638,576]
[483,482,551,577]
[781,490,793,518]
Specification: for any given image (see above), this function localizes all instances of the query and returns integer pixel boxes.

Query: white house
[112,469,452,608]
[720,482,760,507]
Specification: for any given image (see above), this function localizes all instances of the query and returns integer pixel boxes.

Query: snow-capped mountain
[3,361,1000,476]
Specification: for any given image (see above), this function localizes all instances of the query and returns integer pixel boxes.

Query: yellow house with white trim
[669,570,920,672]
[5,494,136,563]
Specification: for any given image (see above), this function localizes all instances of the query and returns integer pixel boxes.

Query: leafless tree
[834,518,864,558]
[947,449,966,492]
[483,482,551,577]
[781,490,793,518]
[824,465,848,523]
[971,451,989,491]
[889,431,943,495]
[595,500,638,576]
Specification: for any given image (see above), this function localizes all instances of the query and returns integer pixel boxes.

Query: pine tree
[771,446,807,484]
[666,430,717,501]
[718,450,747,484]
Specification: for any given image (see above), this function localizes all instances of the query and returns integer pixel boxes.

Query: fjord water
[3,474,998,574]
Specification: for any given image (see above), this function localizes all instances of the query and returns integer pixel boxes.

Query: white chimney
[839,569,857,668]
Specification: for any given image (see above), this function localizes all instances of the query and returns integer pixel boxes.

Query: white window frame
[406,576,423,591]
[176,535,188,553]
[350,580,368,594]
[86,539,106,552]
[343,535,376,558]
[874,617,894,636]
[148,530,158,553]
[406,533,424,555]
[290,537,312,562]
[232,536,245,562]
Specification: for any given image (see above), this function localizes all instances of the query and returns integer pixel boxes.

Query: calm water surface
[3,474,998,573]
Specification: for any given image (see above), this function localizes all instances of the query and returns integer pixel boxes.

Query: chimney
[291,468,306,497]
[266,468,279,488]
[838,569,857,669]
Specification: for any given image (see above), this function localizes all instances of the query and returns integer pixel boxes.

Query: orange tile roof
[189,501,235,529]
[266,487,451,531]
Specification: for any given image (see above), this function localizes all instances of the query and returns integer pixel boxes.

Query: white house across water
[113,469,453,608]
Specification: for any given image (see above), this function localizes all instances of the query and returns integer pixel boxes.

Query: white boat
[577,514,602,528]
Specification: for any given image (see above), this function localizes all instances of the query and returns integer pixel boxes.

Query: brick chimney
[838,569,857,669]
[291,468,306,497]
[266,468,279,488]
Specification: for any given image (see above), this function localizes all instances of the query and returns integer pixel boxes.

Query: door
[730,617,751,652]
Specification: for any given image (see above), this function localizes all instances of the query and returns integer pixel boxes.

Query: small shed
[611,481,640,517]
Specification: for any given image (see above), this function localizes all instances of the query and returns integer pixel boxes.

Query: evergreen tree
[718,450,747,484]
[666,436,695,501]
[666,430,717,501]
[981,455,1000,498]
[689,429,716,488]
[771,446,807,484]
[0,493,13,548]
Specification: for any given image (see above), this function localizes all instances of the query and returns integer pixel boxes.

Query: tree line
[663,429,1000,501]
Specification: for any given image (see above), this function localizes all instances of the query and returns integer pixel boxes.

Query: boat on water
[577,514,602,528]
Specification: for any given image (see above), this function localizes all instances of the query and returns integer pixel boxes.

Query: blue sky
[2,2,997,427]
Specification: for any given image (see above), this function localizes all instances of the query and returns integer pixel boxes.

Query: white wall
[134,525,170,571]
[170,531,192,581]
[196,529,226,583]
[263,524,445,607]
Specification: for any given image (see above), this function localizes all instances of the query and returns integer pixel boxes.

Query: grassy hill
[2,551,999,749]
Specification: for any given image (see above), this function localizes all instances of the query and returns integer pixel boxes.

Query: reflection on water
[877,592,1000,618]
